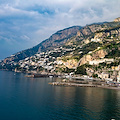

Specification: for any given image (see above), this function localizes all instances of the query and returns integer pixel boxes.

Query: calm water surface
[0,71,120,120]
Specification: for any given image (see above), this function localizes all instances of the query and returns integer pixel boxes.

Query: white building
[89,59,114,65]
[91,38,101,42]
[117,71,120,82]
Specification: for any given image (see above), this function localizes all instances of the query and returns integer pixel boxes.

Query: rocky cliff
[67,21,120,46]
[76,49,108,67]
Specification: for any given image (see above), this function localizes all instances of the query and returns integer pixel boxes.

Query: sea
[0,70,120,120]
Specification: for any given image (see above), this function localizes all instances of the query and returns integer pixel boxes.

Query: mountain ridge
[2,18,120,64]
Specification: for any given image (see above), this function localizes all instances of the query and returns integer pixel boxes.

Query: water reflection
[50,80,120,119]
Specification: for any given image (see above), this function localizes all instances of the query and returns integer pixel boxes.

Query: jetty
[49,81,120,90]
[49,82,97,87]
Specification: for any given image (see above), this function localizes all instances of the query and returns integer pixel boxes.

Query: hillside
[61,22,120,65]
[1,17,120,78]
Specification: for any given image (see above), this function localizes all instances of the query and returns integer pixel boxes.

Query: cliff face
[92,50,108,59]
[62,59,78,69]
[76,25,103,37]
[67,21,120,45]
[38,26,82,52]
[78,55,93,66]
[78,49,108,66]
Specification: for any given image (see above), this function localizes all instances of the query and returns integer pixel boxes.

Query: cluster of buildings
[86,63,120,83]
[14,47,74,73]
[89,58,114,65]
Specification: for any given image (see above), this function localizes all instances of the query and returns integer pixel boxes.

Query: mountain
[3,26,82,63]
[1,17,120,75]
[2,17,120,64]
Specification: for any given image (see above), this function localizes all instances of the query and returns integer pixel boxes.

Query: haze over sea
[0,70,120,120]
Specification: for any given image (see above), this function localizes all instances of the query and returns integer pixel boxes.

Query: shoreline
[1,70,120,90]
[98,85,120,90]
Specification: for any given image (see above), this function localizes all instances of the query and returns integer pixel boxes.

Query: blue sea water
[0,71,120,120]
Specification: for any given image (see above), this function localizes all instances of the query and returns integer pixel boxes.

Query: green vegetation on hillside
[75,65,87,75]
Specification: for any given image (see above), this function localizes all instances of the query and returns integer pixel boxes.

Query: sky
[0,0,120,59]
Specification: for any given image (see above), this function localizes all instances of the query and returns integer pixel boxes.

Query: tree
[75,65,87,75]
[92,73,98,78]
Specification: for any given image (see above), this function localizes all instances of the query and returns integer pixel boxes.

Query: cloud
[0,0,120,59]
[0,4,39,17]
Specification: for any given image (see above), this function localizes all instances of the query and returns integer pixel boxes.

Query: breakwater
[49,82,97,87]
[49,81,120,90]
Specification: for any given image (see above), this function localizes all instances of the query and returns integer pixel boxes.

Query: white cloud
[0,4,39,17]
[21,35,30,41]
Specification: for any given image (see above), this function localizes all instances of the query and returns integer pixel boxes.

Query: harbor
[24,72,120,89]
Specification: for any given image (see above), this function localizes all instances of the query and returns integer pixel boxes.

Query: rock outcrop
[62,59,78,69]
[78,55,93,66]
[78,49,108,66]
[114,17,120,22]
[92,49,108,59]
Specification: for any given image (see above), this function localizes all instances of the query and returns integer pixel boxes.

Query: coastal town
[1,43,120,89]
[0,17,120,89]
